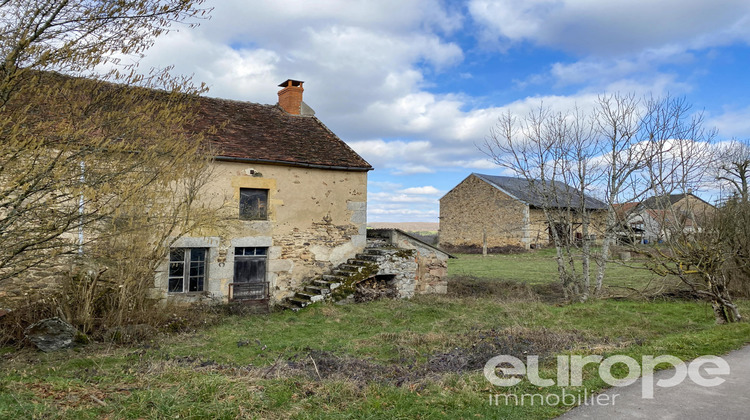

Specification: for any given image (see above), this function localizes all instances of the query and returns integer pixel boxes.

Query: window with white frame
[168,248,207,292]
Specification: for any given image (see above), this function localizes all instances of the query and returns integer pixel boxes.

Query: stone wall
[1,161,368,308]
[0,267,65,309]
[368,249,419,298]
[367,229,450,295]
[439,174,530,249]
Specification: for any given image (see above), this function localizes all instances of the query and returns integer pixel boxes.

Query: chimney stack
[277,79,304,115]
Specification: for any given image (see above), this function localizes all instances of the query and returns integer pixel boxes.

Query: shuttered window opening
[231,247,269,300]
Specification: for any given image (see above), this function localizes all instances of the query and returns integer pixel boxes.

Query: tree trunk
[712,300,729,324]
[581,211,591,301]
[595,208,616,294]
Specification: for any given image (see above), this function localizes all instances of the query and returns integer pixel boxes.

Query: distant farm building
[614,192,716,244]
[438,173,607,250]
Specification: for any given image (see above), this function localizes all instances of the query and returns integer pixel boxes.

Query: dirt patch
[651,289,703,301]
[283,327,596,386]
[135,326,601,389]
[425,327,590,374]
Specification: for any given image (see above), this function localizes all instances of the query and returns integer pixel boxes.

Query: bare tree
[0,0,210,104]
[639,200,742,323]
[482,94,718,304]
[593,95,715,294]
[482,105,601,301]
[0,1,217,285]
[592,94,648,293]
[715,139,750,203]
[712,139,750,299]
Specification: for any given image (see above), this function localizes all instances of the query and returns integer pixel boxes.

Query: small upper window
[240,188,268,220]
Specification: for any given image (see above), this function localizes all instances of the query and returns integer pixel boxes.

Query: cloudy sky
[139,0,750,222]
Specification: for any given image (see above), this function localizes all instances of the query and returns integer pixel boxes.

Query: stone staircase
[277,248,383,311]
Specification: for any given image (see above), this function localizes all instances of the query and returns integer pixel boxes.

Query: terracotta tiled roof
[192,96,372,171]
[16,71,371,171]
[613,202,639,218]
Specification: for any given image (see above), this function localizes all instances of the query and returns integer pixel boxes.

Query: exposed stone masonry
[279,229,451,311]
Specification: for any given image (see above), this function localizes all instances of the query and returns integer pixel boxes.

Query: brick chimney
[277,79,304,115]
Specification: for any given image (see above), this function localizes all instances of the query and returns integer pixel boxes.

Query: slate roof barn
[439,173,607,250]
[472,174,607,210]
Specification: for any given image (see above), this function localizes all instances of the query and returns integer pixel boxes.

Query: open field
[1,251,748,419]
[450,248,681,295]
[367,222,439,233]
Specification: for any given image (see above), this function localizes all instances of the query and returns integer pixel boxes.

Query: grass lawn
[1,251,748,419]
[449,248,680,294]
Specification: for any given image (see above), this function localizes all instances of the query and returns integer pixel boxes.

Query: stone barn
[438,173,607,250]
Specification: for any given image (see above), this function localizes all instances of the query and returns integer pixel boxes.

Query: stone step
[296,291,325,303]
[332,269,356,277]
[279,252,388,311]
[294,291,315,300]
[289,297,313,307]
[347,259,372,266]
[316,277,336,286]
[277,302,301,312]
[305,285,329,294]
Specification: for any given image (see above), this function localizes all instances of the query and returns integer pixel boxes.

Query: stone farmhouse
[615,192,715,244]
[158,79,371,307]
[155,80,448,309]
[156,80,450,309]
[0,78,450,310]
[439,173,607,250]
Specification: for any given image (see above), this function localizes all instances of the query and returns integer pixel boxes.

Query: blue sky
[139,0,750,222]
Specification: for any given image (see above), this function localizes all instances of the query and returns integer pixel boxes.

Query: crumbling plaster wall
[154,161,368,303]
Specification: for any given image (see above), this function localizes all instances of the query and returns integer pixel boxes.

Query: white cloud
[370,192,436,203]
[708,105,750,138]
[368,180,403,190]
[456,159,497,169]
[398,186,441,195]
[349,139,432,159]
[127,0,749,225]
[469,0,750,56]
[392,166,435,175]
[370,208,439,216]
[367,188,441,222]
[132,0,712,184]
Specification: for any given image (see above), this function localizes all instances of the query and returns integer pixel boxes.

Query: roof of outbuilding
[367,228,456,259]
[193,97,372,171]
[639,193,691,209]
[471,173,608,210]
